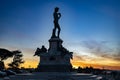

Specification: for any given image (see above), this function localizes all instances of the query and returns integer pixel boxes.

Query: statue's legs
[53,21,61,38]
[58,26,61,38]
[54,27,57,36]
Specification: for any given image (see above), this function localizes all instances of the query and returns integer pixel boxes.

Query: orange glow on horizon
[71,61,120,70]
[5,57,120,70]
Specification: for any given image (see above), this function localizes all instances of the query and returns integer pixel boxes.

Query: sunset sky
[0,0,120,70]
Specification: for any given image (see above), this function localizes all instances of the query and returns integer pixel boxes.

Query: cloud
[80,40,120,61]
[73,54,87,61]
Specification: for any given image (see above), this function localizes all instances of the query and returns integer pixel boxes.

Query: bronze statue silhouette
[52,7,61,38]
[34,45,47,56]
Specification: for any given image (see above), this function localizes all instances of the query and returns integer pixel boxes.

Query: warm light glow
[5,57,39,69]
[4,56,120,70]
[71,58,120,70]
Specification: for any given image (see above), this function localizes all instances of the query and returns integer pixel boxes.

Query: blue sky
[0,0,120,69]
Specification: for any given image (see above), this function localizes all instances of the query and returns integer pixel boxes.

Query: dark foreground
[1,72,101,80]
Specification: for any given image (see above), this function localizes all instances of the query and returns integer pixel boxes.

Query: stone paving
[1,72,100,80]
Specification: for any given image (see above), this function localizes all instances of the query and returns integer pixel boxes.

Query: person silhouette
[53,7,61,38]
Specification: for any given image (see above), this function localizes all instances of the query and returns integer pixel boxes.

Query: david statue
[34,7,73,72]
[52,7,61,38]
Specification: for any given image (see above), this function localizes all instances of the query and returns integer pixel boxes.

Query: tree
[8,52,24,69]
[0,48,21,69]
[77,66,82,73]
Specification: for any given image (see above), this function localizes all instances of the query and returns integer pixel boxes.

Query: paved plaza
[1,72,100,80]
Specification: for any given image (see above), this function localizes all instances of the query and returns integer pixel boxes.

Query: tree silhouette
[77,66,82,73]
[8,52,24,69]
[0,48,21,69]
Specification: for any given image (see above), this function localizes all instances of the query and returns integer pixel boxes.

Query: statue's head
[55,7,59,12]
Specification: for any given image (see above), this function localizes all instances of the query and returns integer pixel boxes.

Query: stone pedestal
[36,37,73,72]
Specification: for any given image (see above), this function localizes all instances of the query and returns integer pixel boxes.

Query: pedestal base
[36,64,72,72]
[36,36,73,72]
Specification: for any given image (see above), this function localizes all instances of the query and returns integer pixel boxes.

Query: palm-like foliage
[0,48,21,61]
[0,48,21,69]
[8,52,24,69]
